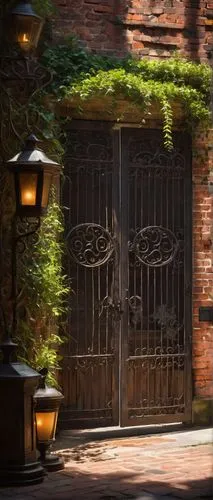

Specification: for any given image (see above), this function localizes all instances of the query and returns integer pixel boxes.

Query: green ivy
[15,192,70,387]
[41,40,212,150]
[42,41,211,97]
[32,0,56,17]
[63,67,210,150]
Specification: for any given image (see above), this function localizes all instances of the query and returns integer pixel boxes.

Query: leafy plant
[41,39,212,150]
[63,67,210,150]
[32,0,56,17]
[15,192,70,386]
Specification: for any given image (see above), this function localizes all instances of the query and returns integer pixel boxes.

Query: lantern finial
[24,134,41,150]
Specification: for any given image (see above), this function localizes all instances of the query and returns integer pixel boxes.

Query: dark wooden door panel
[60,122,119,428]
[120,128,192,426]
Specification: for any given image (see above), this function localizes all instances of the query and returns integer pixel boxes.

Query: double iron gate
[61,121,192,428]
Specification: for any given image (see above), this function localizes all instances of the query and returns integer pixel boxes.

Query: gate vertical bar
[119,127,130,426]
[183,135,192,423]
[112,127,121,426]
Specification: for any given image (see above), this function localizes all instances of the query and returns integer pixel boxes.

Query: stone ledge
[192,398,213,425]
[55,95,184,125]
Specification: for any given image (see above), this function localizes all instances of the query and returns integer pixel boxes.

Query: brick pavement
[0,432,212,500]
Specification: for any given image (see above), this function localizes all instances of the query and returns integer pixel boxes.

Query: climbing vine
[65,68,209,149]
[15,192,69,387]
[41,39,212,150]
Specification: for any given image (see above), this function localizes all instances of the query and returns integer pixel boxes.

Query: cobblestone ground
[0,433,212,500]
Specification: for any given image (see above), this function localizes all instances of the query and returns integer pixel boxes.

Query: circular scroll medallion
[133,226,178,267]
[67,223,114,268]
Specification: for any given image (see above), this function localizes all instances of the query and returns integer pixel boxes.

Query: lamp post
[0,4,63,485]
[8,134,61,333]
[0,135,61,486]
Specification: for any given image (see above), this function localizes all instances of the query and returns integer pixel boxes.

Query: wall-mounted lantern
[9,1,44,52]
[7,134,61,217]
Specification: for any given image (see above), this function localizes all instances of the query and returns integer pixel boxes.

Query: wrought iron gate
[61,121,192,429]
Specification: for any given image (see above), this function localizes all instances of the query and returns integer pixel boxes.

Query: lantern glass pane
[13,15,43,51]
[42,173,52,208]
[16,16,31,51]
[19,172,38,206]
[35,411,58,442]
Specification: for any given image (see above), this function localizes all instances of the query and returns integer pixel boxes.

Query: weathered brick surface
[53,0,213,60]
[192,129,213,399]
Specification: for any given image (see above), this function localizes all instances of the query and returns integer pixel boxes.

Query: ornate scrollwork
[66,354,115,372]
[0,57,51,101]
[67,223,115,268]
[133,344,185,357]
[128,355,185,370]
[128,393,185,417]
[128,136,185,172]
[0,57,52,161]
[65,131,113,162]
[133,225,179,267]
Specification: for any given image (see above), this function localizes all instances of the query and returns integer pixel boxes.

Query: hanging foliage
[15,191,69,387]
[41,39,212,150]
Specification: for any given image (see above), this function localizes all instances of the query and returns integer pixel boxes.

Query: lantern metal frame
[7,134,61,218]
[9,1,44,53]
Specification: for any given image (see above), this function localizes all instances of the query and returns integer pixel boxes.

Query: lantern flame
[19,33,29,43]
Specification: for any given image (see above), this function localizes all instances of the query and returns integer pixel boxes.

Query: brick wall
[53,0,213,61]
[192,129,213,401]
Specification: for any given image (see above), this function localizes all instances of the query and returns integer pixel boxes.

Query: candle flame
[23,33,29,42]
[24,191,34,202]
[18,33,29,43]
